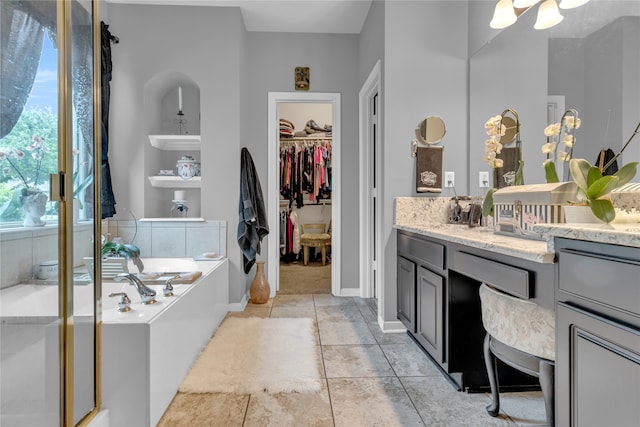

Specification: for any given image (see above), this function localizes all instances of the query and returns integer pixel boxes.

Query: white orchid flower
[563,135,575,147]
[544,123,561,137]
[541,142,556,154]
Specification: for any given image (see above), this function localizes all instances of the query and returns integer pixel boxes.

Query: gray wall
[242,31,360,291]
[105,1,471,314]
[358,0,385,88]
[106,4,246,302]
[381,1,469,322]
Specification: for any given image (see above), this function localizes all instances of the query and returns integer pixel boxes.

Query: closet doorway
[267,93,341,297]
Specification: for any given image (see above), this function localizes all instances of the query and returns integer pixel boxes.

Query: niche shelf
[148,134,201,151]
[148,176,201,188]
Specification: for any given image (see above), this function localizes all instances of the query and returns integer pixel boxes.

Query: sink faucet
[114,273,157,304]
[163,274,181,297]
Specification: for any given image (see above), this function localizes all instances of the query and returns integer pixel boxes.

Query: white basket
[492,182,578,240]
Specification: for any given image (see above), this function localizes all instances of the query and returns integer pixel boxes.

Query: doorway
[359,61,382,313]
[267,92,341,297]
[277,103,333,294]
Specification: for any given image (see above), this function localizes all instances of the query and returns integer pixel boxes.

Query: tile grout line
[313,295,337,426]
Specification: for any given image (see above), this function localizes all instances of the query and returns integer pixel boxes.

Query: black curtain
[0,1,46,138]
[100,21,116,218]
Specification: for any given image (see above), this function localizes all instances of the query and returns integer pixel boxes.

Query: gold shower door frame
[57,0,103,425]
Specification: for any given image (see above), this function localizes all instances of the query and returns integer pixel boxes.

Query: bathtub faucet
[114,273,157,304]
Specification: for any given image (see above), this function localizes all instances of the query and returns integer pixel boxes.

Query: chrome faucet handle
[163,274,181,297]
[108,292,132,312]
[113,273,157,305]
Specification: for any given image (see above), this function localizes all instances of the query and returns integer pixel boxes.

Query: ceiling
[104,0,374,34]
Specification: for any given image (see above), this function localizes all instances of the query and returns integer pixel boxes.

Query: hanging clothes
[279,138,331,206]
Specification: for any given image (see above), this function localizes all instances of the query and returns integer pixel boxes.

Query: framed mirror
[416,115,446,145]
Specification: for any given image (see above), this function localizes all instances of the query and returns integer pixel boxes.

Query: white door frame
[267,92,341,297]
[359,61,382,304]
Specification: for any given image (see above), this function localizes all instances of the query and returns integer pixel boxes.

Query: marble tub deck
[158,294,546,426]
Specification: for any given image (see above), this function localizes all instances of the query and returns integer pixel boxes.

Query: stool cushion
[479,283,555,361]
[299,233,331,245]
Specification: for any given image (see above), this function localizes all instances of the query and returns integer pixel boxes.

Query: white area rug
[179,316,321,394]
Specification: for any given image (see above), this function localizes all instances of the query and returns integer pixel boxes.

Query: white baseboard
[378,317,406,333]
[228,292,249,312]
[339,288,360,297]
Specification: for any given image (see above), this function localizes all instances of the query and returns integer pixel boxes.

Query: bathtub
[0,258,229,427]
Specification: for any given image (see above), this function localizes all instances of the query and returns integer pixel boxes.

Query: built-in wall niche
[143,72,202,219]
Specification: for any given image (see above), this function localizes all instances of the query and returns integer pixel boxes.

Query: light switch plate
[479,171,490,188]
[445,171,455,188]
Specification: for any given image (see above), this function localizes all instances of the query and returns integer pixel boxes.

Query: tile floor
[159,294,547,426]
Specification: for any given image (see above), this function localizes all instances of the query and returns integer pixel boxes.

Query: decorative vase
[20,188,48,227]
[563,205,603,224]
[176,155,200,179]
[250,261,270,304]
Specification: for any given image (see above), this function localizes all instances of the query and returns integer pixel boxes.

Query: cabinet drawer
[559,249,640,316]
[451,251,531,299]
[397,232,445,270]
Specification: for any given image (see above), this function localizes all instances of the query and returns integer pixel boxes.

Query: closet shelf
[148,176,201,188]
[148,134,201,151]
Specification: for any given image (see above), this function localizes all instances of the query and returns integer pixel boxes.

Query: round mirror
[416,116,446,145]
[500,116,519,145]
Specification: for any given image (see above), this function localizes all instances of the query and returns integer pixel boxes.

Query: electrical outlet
[444,171,455,188]
[479,171,490,188]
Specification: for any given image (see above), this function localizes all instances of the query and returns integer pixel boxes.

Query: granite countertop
[394,223,555,264]
[394,197,555,263]
[533,223,640,249]
[394,197,640,263]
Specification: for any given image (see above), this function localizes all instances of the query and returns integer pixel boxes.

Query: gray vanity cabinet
[397,255,416,332]
[555,238,640,427]
[416,266,444,362]
[397,230,446,363]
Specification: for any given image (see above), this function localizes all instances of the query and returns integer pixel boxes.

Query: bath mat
[178,316,321,394]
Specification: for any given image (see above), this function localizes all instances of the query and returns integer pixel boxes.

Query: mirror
[416,115,446,145]
[469,0,640,194]
[500,115,519,145]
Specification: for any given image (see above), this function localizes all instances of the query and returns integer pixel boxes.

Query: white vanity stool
[479,283,556,427]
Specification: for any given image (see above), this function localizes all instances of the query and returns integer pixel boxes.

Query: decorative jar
[176,156,201,179]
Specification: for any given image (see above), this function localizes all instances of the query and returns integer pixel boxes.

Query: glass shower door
[0,1,100,425]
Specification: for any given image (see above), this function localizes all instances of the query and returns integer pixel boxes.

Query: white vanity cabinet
[147,135,201,188]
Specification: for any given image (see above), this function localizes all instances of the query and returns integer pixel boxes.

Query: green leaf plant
[568,159,638,223]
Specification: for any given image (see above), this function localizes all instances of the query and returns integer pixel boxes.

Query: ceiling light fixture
[534,0,564,30]
[490,0,587,30]
[490,0,518,29]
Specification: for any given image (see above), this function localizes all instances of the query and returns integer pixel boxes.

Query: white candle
[174,190,185,201]
[178,86,182,111]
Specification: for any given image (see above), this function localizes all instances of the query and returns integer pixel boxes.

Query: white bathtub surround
[0,222,93,289]
[0,258,229,427]
[102,258,229,427]
[103,219,227,258]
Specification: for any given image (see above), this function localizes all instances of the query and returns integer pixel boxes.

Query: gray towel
[416,146,443,193]
[493,146,521,189]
